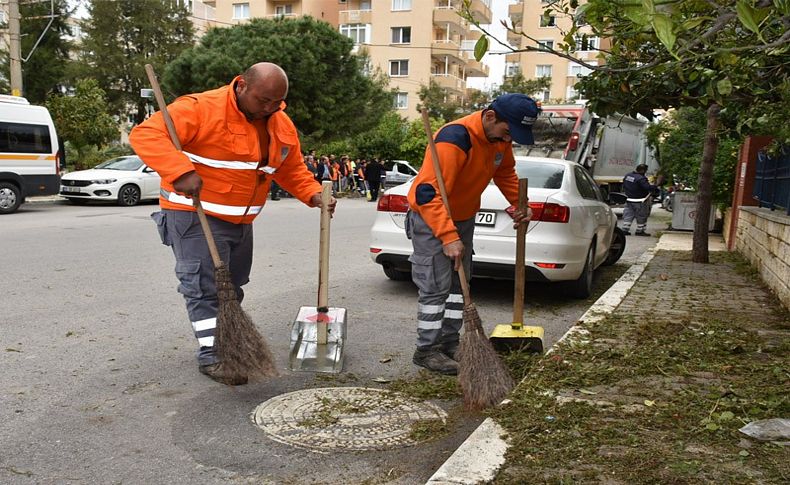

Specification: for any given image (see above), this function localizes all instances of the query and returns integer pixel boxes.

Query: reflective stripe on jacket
[129,76,319,224]
[407,111,519,245]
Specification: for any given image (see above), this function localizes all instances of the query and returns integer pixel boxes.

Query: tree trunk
[692,103,720,263]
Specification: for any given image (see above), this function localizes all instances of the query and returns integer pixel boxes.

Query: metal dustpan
[289,181,347,372]
[490,178,545,354]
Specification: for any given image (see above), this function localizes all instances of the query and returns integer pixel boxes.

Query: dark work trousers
[151,209,253,366]
[368,181,380,201]
[406,211,474,350]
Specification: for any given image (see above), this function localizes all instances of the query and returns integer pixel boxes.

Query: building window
[539,89,550,102]
[535,65,552,77]
[389,60,409,76]
[340,24,370,44]
[394,92,408,109]
[568,61,596,77]
[274,4,293,16]
[392,0,411,11]
[539,15,556,27]
[537,40,554,52]
[574,35,599,51]
[391,26,411,44]
[505,62,521,77]
[232,3,249,19]
[567,85,579,100]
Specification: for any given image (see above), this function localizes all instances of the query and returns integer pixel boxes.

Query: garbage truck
[514,103,658,193]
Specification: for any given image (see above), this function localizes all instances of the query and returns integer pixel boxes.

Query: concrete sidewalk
[428,231,738,484]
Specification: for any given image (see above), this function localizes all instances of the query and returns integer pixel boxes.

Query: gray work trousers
[622,198,652,233]
[406,211,474,350]
[152,210,253,366]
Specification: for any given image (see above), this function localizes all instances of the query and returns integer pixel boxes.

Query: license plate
[62,186,80,193]
[475,211,496,226]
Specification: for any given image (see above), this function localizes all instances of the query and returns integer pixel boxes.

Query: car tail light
[535,262,566,269]
[56,151,61,173]
[528,202,570,223]
[377,194,409,213]
[568,131,580,151]
[370,248,382,254]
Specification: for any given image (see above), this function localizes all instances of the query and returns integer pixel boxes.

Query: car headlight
[90,179,117,185]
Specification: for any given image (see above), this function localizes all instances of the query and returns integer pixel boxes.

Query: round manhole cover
[251,387,447,453]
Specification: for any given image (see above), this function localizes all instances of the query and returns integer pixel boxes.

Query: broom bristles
[213,266,278,382]
[457,303,514,410]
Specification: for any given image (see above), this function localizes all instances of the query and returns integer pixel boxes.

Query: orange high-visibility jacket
[129,77,320,224]
[408,111,519,245]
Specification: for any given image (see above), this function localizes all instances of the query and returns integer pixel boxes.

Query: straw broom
[420,110,514,410]
[145,65,277,382]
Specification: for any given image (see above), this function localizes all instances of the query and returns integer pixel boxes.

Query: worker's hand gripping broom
[145,64,277,382]
[420,110,514,410]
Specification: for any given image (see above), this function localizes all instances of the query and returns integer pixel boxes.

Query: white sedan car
[369,156,626,298]
[60,155,160,206]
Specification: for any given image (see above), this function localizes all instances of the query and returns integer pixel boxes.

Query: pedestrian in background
[130,62,337,385]
[365,158,383,202]
[406,93,536,375]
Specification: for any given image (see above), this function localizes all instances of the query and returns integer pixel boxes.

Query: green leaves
[736,0,765,42]
[717,78,733,96]
[474,35,489,62]
[652,13,676,55]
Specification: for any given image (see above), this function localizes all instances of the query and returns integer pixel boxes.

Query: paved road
[0,197,665,484]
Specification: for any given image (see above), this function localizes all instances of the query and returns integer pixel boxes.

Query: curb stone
[425,246,660,485]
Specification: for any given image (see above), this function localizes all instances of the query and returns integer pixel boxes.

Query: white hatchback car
[369,156,626,298]
[60,155,161,206]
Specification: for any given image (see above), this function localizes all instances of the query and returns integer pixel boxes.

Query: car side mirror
[143,167,155,173]
[608,192,627,205]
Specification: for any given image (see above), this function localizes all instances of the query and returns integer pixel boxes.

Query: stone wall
[734,207,790,309]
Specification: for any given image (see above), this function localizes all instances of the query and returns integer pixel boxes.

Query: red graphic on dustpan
[304,312,334,323]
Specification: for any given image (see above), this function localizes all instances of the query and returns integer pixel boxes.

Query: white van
[0,95,61,214]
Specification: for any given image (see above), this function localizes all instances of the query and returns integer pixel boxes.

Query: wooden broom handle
[317,181,332,310]
[420,109,472,303]
[144,64,223,269]
[513,178,528,326]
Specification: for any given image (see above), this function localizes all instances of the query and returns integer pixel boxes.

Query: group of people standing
[301,153,385,201]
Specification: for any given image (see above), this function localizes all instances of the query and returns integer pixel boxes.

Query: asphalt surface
[1,196,666,484]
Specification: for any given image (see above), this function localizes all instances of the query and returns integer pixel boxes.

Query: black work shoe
[413,349,458,375]
[435,340,459,360]
[623,230,631,236]
[635,231,651,236]
[199,363,248,386]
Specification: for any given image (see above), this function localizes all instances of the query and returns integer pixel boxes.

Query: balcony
[431,40,465,62]
[465,59,489,77]
[466,29,483,41]
[467,0,492,24]
[508,3,522,25]
[505,52,521,63]
[431,73,466,94]
[434,7,468,34]
[507,29,522,47]
[202,0,216,5]
[339,9,372,25]
[266,13,297,20]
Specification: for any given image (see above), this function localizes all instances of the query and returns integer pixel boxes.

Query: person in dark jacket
[622,164,656,236]
[365,159,383,202]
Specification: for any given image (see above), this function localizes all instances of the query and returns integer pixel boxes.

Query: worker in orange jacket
[406,93,537,375]
[130,62,336,385]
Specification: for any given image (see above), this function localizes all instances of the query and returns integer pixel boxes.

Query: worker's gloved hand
[173,171,203,198]
[443,240,465,271]
[506,204,532,229]
[311,192,337,217]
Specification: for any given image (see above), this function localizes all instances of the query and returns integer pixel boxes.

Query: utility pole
[9,0,24,97]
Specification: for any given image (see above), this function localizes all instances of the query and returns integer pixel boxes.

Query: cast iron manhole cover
[251,387,447,453]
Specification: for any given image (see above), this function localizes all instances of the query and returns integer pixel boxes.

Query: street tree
[76,0,193,124]
[163,17,392,144]
[465,0,790,263]
[492,72,551,99]
[0,0,73,103]
[45,78,118,168]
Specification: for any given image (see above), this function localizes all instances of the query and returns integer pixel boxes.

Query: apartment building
[205,0,493,119]
[506,0,603,103]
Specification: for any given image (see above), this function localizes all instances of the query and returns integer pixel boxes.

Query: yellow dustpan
[490,178,544,353]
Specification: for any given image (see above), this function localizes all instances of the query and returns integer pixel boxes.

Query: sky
[466,0,512,91]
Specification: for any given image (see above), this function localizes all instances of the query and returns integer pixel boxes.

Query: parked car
[60,155,160,206]
[382,159,418,187]
[369,156,626,298]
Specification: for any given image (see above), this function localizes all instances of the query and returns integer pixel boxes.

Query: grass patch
[491,255,790,483]
[386,369,461,401]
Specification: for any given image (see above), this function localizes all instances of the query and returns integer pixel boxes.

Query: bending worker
[406,94,537,375]
[130,62,336,385]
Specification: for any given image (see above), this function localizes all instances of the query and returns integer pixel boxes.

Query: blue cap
[489,93,540,145]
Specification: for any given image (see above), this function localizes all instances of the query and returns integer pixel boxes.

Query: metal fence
[753,145,790,215]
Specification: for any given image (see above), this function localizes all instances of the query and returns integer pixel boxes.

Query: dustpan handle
[317,180,332,310]
[513,178,528,326]
[420,109,472,304]
[144,63,223,269]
